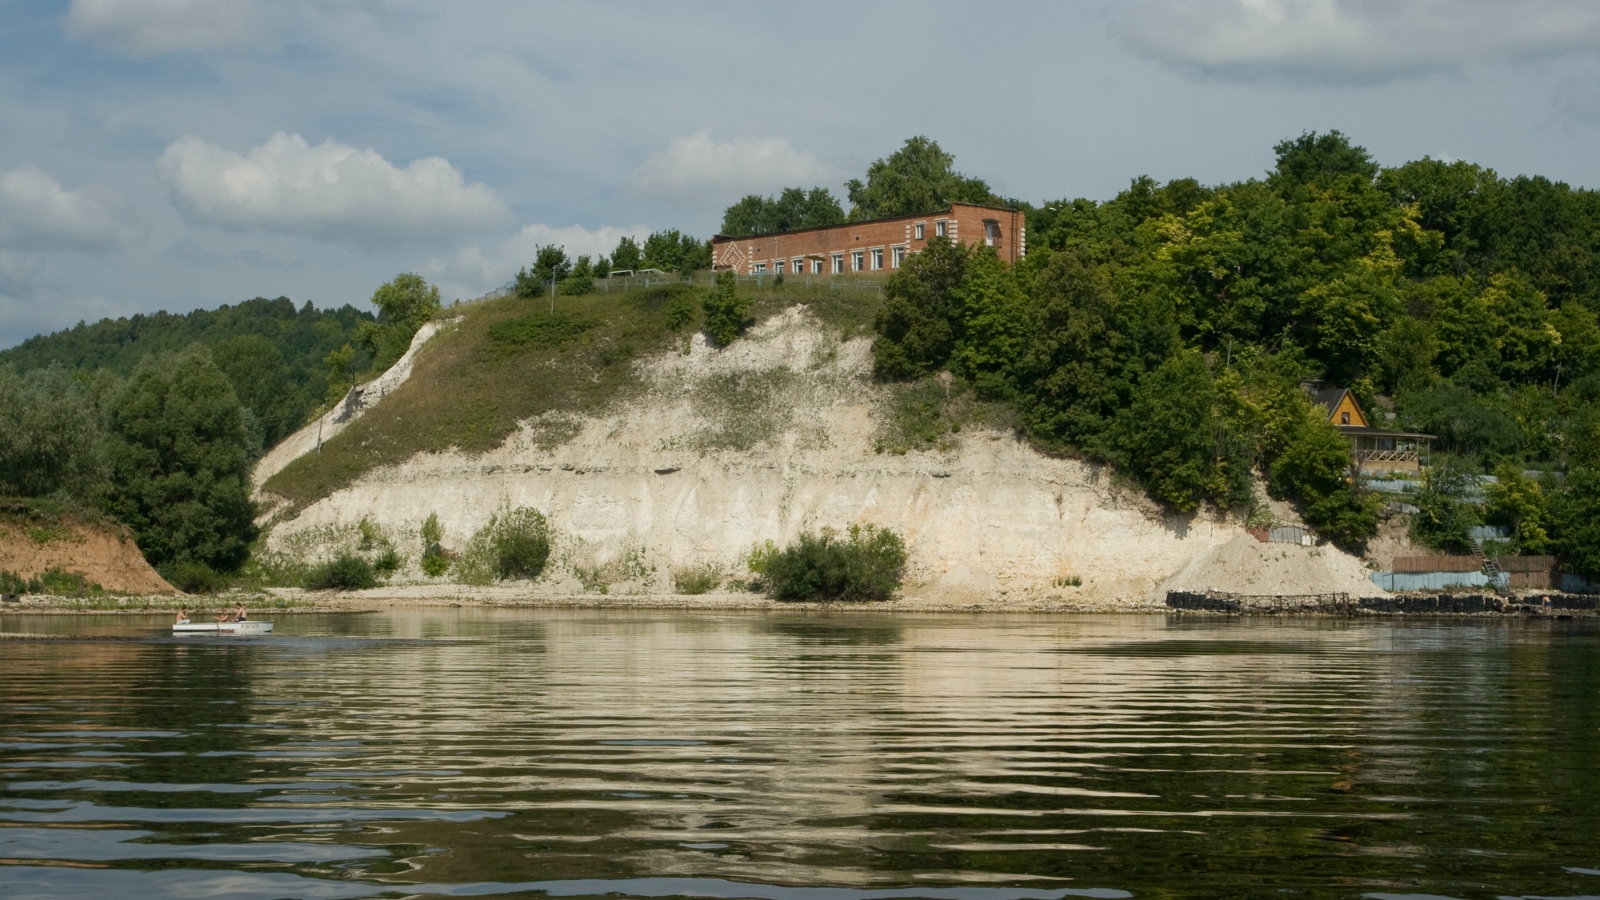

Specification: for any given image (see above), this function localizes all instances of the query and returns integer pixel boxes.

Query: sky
[4,0,1600,348]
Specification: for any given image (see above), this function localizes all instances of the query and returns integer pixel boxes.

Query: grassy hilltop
[263,277,902,512]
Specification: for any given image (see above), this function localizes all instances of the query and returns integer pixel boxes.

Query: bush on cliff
[456,505,551,585]
[762,524,907,602]
[305,552,377,591]
[703,270,751,347]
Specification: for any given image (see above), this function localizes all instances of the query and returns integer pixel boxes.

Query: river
[2,610,1597,899]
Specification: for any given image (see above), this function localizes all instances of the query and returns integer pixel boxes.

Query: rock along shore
[1165,589,1599,616]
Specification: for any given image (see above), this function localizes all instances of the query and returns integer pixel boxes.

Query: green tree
[611,235,643,271]
[102,346,257,573]
[360,273,441,371]
[1013,250,1136,450]
[1269,130,1380,192]
[561,255,596,295]
[720,186,845,236]
[1409,456,1480,554]
[846,136,998,220]
[871,237,971,380]
[641,230,711,274]
[1267,400,1380,552]
[323,343,357,407]
[702,270,750,346]
[516,245,572,299]
[1485,460,1551,554]
[1111,351,1227,513]
[0,364,107,502]
[951,249,1030,397]
[213,334,301,450]
[1550,468,1600,580]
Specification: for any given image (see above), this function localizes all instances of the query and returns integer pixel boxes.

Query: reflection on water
[2,610,1597,900]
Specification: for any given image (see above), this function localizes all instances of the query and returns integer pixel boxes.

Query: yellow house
[1312,388,1433,473]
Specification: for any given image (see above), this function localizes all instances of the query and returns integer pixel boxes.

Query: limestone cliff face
[257,306,1250,603]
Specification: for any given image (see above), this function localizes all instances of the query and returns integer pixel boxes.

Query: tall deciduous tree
[610,236,643,271]
[0,364,107,502]
[720,187,845,236]
[871,237,971,380]
[641,230,711,274]
[846,136,998,220]
[360,273,441,371]
[103,346,257,574]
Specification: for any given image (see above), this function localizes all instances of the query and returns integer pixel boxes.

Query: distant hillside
[0,296,374,450]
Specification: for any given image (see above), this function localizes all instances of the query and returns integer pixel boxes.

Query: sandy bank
[0,515,176,595]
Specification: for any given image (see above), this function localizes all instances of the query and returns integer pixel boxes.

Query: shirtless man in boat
[175,607,190,625]
[215,603,248,623]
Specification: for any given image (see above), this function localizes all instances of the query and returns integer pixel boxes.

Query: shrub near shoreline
[757,525,908,602]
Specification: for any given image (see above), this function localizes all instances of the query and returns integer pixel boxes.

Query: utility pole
[550,276,555,314]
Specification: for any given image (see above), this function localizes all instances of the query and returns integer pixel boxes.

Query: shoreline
[2,586,1595,618]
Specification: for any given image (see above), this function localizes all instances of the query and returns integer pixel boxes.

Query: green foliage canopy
[721,187,845,237]
[762,524,908,602]
[0,296,372,451]
[846,136,999,220]
[703,270,751,346]
[356,274,442,387]
[102,346,257,573]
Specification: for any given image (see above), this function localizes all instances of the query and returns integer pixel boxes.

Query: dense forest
[0,297,374,450]
[0,284,430,590]
[860,133,1600,575]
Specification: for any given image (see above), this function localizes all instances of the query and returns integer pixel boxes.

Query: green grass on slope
[262,280,887,512]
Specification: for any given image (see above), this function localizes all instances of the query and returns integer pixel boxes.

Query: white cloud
[422,222,650,302]
[158,132,511,245]
[0,166,143,251]
[1122,0,1600,83]
[629,131,831,204]
[66,0,264,57]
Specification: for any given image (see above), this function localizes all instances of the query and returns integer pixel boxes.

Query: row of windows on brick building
[748,217,1003,275]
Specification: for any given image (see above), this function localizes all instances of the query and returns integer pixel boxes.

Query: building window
[892,245,906,268]
[870,248,883,270]
[811,258,823,274]
[935,220,946,237]
[832,253,844,274]
[914,223,925,240]
[1341,412,1350,425]
[774,260,785,274]
[984,221,999,247]
[852,250,864,271]
[793,258,804,273]
[754,263,767,273]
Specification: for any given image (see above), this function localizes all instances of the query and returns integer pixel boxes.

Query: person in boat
[175,607,190,625]
[214,603,248,623]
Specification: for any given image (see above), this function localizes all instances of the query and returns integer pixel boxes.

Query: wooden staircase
[1471,535,1510,596]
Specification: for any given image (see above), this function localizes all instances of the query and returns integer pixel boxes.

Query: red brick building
[710,203,1025,275]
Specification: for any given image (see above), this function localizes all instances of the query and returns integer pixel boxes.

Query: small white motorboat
[173,620,273,636]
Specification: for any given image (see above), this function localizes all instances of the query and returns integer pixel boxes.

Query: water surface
[2,610,1597,899]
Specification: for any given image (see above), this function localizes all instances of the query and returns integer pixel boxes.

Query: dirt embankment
[0,513,177,595]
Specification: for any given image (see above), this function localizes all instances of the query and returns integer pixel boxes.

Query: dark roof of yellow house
[1313,388,1368,426]
[1312,387,1434,440]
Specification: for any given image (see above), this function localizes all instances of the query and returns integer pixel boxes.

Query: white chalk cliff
[256,305,1377,603]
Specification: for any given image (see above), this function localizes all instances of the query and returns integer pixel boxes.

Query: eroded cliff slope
[257,304,1378,603]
